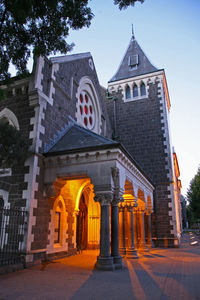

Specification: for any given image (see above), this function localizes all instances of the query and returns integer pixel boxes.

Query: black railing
[0,207,28,266]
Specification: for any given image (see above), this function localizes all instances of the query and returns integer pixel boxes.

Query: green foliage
[0,122,30,168]
[0,0,145,80]
[187,167,200,223]
[114,0,144,10]
[0,0,93,80]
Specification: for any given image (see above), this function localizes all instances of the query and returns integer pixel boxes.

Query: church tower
[106,32,181,247]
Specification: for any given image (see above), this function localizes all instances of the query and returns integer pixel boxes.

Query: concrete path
[0,232,200,300]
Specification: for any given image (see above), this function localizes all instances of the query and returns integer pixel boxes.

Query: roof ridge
[50,52,92,64]
[73,123,117,144]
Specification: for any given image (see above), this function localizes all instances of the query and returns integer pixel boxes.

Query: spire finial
[132,24,135,39]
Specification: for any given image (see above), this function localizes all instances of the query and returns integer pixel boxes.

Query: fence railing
[0,207,28,266]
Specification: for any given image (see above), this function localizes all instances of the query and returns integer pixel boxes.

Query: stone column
[126,205,138,258]
[95,193,114,271]
[111,201,123,268]
[146,211,153,248]
[133,209,138,250]
[118,205,126,255]
[138,209,148,252]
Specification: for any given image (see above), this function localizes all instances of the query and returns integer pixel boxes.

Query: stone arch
[47,194,68,254]
[124,178,134,195]
[75,179,92,211]
[75,76,102,134]
[133,83,139,97]
[76,181,100,249]
[125,85,131,99]
[147,195,152,212]
[140,81,146,96]
[137,189,146,210]
[0,108,20,130]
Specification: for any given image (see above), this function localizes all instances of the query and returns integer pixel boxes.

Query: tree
[0,0,144,81]
[187,167,200,224]
[114,0,144,10]
[0,122,30,168]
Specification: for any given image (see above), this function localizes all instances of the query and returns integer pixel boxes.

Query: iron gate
[0,207,28,266]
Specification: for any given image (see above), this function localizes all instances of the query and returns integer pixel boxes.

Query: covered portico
[43,124,154,270]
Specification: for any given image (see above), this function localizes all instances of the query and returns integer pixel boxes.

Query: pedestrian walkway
[0,233,200,300]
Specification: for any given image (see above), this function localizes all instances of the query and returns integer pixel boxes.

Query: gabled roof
[44,123,155,186]
[46,123,118,155]
[109,35,158,83]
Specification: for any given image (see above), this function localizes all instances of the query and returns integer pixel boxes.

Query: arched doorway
[76,194,88,251]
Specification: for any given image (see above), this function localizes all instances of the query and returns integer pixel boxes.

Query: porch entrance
[76,194,88,251]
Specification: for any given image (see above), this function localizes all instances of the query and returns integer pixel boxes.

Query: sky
[16,0,200,196]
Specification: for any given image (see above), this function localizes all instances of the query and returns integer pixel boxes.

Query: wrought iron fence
[0,207,28,266]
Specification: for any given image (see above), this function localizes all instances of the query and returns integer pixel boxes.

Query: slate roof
[44,123,154,186]
[109,35,158,83]
[50,52,91,64]
[46,123,119,155]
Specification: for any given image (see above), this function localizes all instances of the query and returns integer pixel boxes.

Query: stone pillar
[118,205,126,255]
[146,212,153,248]
[138,209,148,252]
[126,205,138,258]
[111,202,123,268]
[95,193,114,271]
[133,209,138,250]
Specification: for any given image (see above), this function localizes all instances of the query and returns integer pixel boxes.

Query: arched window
[54,204,62,244]
[0,108,19,130]
[125,85,131,99]
[133,84,138,97]
[76,76,102,134]
[140,82,146,96]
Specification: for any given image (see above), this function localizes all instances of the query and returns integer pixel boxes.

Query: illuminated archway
[76,182,100,250]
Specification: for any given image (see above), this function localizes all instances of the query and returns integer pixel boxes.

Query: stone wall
[0,77,34,208]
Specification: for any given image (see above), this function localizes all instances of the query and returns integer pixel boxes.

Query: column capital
[94,192,113,206]
[73,209,79,217]
[118,206,124,212]
[127,205,134,212]
[112,191,124,206]
[136,207,145,213]
[145,210,152,215]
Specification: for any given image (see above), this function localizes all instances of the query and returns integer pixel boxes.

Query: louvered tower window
[128,55,138,68]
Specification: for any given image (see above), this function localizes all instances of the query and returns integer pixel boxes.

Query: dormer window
[133,84,138,97]
[125,85,131,99]
[140,82,146,96]
[128,55,138,69]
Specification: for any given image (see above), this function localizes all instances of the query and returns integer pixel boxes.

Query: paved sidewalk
[0,233,200,300]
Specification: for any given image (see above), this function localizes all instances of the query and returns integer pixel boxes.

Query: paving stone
[0,233,199,300]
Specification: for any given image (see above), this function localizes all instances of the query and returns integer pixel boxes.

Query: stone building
[106,33,182,247]
[0,33,181,270]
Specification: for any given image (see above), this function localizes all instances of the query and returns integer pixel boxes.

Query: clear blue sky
[19,0,200,196]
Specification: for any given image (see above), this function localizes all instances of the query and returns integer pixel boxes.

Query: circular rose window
[78,92,95,130]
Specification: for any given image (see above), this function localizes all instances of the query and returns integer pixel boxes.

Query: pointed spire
[132,24,135,39]
[109,31,158,83]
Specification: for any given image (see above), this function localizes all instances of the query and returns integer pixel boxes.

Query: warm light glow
[74,179,91,211]
[190,241,198,245]
[162,72,171,112]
